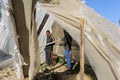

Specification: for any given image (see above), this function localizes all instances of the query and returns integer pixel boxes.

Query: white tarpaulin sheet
[1,0,120,80]
[35,0,120,80]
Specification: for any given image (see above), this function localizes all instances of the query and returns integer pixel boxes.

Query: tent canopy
[35,0,120,80]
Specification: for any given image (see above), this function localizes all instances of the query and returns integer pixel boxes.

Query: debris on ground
[0,57,97,80]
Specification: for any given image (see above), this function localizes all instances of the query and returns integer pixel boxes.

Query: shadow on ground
[33,62,97,80]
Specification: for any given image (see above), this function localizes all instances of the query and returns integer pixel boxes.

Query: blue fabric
[46,50,52,66]
[65,50,72,68]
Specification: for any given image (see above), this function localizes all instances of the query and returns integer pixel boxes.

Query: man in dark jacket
[60,30,72,70]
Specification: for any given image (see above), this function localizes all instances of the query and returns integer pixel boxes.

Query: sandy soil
[76,74,92,80]
[0,63,92,80]
[0,67,29,80]
[52,63,92,80]
[0,67,18,80]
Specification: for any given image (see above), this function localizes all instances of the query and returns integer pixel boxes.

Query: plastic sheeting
[2,0,40,80]
[35,0,120,80]
[1,0,120,80]
[14,46,25,80]
[0,0,15,58]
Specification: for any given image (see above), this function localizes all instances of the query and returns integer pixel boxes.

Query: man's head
[46,30,51,36]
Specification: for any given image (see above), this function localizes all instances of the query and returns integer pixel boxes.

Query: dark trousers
[45,50,52,66]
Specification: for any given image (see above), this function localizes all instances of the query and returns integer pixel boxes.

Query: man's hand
[60,44,62,46]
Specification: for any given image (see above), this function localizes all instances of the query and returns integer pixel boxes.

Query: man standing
[60,30,72,70]
[45,30,55,66]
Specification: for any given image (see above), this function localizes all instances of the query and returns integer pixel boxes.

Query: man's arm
[51,35,55,42]
[60,37,67,46]
[50,35,55,46]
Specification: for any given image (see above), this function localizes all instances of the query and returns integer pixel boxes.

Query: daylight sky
[86,0,120,26]
[0,0,120,26]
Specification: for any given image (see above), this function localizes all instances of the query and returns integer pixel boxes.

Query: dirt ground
[0,67,18,80]
[52,63,92,80]
[0,67,29,80]
[0,63,92,80]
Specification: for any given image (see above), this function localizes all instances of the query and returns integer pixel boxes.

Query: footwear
[67,68,72,71]
[65,65,72,71]
[65,68,73,74]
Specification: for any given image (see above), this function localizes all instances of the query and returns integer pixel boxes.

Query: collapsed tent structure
[35,0,120,80]
[0,0,120,80]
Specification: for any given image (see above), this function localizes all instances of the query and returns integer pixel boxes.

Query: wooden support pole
[11,0,39,78]
[11,0,30,77]
[80,18,85,80]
